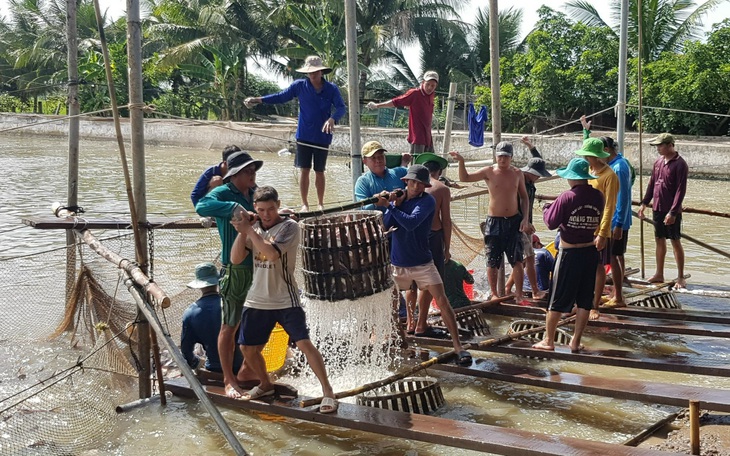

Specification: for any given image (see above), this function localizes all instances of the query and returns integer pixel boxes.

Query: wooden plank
[486,303,730,332]
[164,378,675,456]
[483,342,730,378]
[22,216,210,230]
[429,359,730,412]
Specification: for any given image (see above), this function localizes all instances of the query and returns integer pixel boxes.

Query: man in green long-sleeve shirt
[195,151,262,398]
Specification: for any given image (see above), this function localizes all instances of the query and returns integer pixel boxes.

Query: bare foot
[589,309,600,321]
[570,344,585,353]
[225,383,245,399]
[675,277,687,289]
[647,274,664,284]
[301,204,309,212]
[532,340,555,351]
[532,290,547,301]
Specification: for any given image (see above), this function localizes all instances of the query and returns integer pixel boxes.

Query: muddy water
[1,135,729,455]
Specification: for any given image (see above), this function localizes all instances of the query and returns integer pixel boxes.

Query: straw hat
[296,56,332,75]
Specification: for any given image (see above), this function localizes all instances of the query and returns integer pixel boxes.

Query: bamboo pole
[65,0,80,318]
[300,315,577,407]
[150,331,167,406]
[442,82,458,154]
[637,0,646,279]
[634,211,730,260]
[689,399,700,455]
[124,278,248,456]
[295,191,402,218]
[344,0,362,195]
[79,230,170,308]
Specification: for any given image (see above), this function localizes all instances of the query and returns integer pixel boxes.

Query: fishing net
[0,187,491,454]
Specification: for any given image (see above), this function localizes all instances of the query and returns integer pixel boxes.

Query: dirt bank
[639,410,730,455]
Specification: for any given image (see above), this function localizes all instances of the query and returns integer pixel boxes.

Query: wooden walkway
[428,358,730,412]
[407,336,730,378]
[165,378,676,456]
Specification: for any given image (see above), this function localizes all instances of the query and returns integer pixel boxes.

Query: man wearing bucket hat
[367,71,440,154]
[181,263,244,374]
[355,140,411,212]
[404,153,452,335]
[638,133,688,289]
[450,142,531,304]
[244,56,346,212]
[575,137,618,320]
[195,150,263,399]
[230,186,337,412]
[533,157,604,353]
[377,165,471,365]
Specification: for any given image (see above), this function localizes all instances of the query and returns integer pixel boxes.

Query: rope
[627,104,730,119]
[0,106,117,134]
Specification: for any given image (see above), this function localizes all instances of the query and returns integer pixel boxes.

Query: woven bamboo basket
[356,377,444,414]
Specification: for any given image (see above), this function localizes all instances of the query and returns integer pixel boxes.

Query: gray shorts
[410,144,435,154]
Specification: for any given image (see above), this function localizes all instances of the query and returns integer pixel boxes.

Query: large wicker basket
[356,377,444,414]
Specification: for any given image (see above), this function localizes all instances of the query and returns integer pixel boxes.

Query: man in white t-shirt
[229,186,337,413]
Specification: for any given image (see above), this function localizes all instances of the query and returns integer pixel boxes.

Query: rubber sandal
[319,396,338,414]
[240,385,275,401]
[456,350,472,366]
[414,327,449,339]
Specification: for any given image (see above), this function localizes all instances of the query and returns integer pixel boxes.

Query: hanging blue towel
[468,104,488,147]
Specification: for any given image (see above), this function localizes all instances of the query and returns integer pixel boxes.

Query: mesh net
[0,188,490,453]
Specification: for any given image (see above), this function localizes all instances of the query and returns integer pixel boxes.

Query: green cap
[648,133,675,145]
[575,138,609,158]
[414,153,448,170]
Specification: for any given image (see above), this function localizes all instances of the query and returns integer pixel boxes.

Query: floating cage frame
[356,377,445,414]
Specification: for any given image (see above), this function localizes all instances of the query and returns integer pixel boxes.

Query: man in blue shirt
[354,140,411,212]
[181,263,243,373]
[195,150,262,398]
[244,56,346,212]
[190,145,241,208]
[378,165,471,366]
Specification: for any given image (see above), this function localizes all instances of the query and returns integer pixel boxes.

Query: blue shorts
[295,141,329,172]
[238,307,309,346]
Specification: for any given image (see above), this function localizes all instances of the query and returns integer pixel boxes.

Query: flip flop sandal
[414,327,450,339]
[456,350,472,366]
[319,396,338,414]
[240,385,275,401]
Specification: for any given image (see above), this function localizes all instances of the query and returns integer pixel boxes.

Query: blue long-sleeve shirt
[181,293,243,373]
[190,163,223,207]
[383,192,435,267]
[608,153,633,230]
[195,182,254,265]
[262,78,346,146]
[354,167,408,212]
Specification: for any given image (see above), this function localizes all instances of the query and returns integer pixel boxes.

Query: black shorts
[483,214,524,268]
[429,229,445,279]
[238,306,309,346]
[611,230,629,256]
[652,211,682,240]
[295,141,329,172]
[548,246,599,314]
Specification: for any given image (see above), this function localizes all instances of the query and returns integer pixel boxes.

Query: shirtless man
[406,153,452,335]
[450,142,530,302]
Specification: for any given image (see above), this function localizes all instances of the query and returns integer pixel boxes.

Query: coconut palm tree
[565,0,729,62]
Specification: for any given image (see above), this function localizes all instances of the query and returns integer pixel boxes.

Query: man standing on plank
[244,56,346,212]
[638,133,689,289]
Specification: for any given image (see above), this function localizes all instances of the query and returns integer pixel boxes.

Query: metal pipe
[637,0,646,279]
[344,0,362,196]
[125,278,248,455]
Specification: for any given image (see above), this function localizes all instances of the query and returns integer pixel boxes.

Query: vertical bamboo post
[127,0,151,399]
[65,0,80,319]
[689,400,700,455]
[344,0,362,196]
[637,0,646,279]
[442,82,458,154]
[463,83,468,130]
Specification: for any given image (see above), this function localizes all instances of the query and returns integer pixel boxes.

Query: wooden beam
[21,216,211,230]
[165,378,672,456]
[429,359,730,412]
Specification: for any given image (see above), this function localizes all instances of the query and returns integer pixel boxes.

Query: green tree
[477,7,619,133]
[565,0,729,62]
[630,19,730,135]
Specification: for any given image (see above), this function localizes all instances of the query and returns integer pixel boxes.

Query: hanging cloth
[468,104,488,147]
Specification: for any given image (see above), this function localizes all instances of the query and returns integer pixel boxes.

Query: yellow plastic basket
[262,323,289,372]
